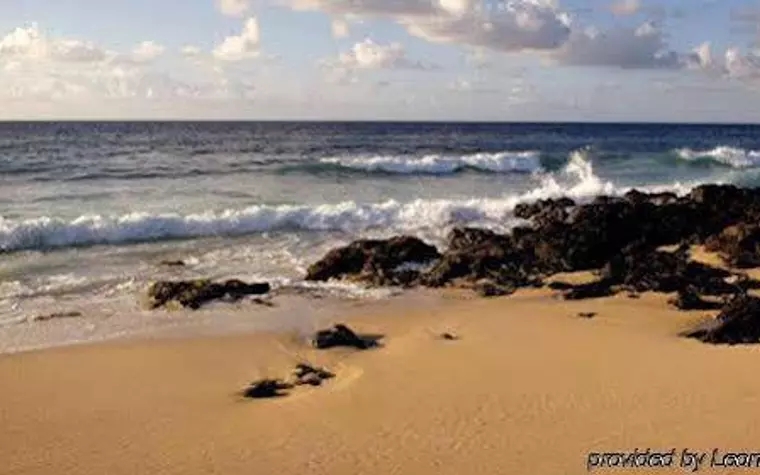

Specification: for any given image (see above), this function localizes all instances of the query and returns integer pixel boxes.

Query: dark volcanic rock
[600,244,734,295]
[447,227,510,253]
[547,281,575,291]
[292,363,335,386]
[560,279,617,300]
[147,279,270,310]
[473,280,517,298]
[685,296,760,345]
[514,197,575,227]
[686,185,760,239]
[421,228,529,288]
[624,189,678,206]
[305,236,440,285]
[304,185,760,301]
[242,379,293,399]
[668,286,723,310]
[705,223,760,268]
[159,260,186,267]
[311,324,379,350]
[668,286,723,311]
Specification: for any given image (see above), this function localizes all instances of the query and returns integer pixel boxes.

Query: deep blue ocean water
[2,121,760,350]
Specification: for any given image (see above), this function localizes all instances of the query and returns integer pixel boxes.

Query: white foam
[676,146,760,168]
[0,149,699,253]
[320,151,542,174]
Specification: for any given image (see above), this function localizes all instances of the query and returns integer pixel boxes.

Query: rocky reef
[306,184,760,344]
[307,185,760,293]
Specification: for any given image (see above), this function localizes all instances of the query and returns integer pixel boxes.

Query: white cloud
[724,48,760,79]
[439,0,475,16]
[327,38,433,70]
[0,24,106,63]
[610,0,641,16]
[555,23,681,69]
[213,17,260,61]
[331,18,350,38]
[217,0,251,17]
[181,45,203,58]
[405,1,571,52]
[291,0,732,79]
[131,41,165,62]
[293,0,572,53]
[685,43,760,80]
[339,39,405,69]
[0,22,262,109]
[691,42,713,69]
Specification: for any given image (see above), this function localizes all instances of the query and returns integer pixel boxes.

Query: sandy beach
[3,286,760,475]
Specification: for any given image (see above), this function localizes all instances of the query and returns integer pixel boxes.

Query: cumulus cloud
[217,0,251,17]
[293,0,572,52]
[724,48,760,79]
[686,42,714,70]
[682,42,760,81]
[326,38,434,70]
[610,0,641,17]
[213,17,260,61]
[131,41,165,62]
[405,1,572,52]
[289,0,717,76]
[0,22,261,109]
[555,22,681,69]
[0,23,106,62]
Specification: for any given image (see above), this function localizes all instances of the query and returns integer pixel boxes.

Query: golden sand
[2,288,760,474]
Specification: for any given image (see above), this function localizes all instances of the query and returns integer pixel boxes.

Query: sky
[2,0,760,121]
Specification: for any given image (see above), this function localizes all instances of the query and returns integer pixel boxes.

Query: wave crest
[0,150,697,253]
[676,146,760,168]
[319,151,542,175]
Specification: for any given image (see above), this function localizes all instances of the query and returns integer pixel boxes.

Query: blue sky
[1,0,760,121]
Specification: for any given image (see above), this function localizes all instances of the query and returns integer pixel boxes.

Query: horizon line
[0,119,758,126]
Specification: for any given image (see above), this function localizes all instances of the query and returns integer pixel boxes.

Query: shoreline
[0,286,451,356]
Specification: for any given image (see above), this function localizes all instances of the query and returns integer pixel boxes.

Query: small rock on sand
[242,379,293,399]
[311,324,378,350]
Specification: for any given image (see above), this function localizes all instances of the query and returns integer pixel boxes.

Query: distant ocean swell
[0,150,701,253]
[317,151,543,174]
[291,147,760,175]
[675,146,760,168]
[6,146,760,183]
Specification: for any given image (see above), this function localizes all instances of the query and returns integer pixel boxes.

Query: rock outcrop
[311,324,380,350]
[685,296,760,345]
[305,236,440,286]
[305,185,760,301]
[705,223,760,268]
[147,279,270,310]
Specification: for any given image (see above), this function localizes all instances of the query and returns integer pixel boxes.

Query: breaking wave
[675,146,760,169]
[318,151,542,174]
[0,150,699,253]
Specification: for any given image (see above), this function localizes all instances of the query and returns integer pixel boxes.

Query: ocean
[2,121,760,352]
